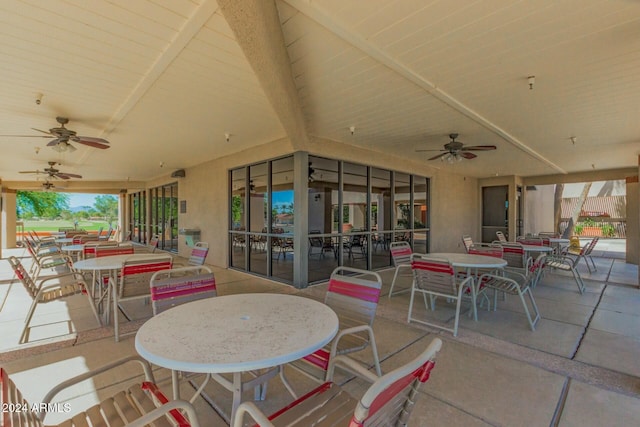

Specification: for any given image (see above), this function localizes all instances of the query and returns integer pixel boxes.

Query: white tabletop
[428,253,507,269]
[520,244,553,253]
[73,253,165,271]
[135,293,339,374]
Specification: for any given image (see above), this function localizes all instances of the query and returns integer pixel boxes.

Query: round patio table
[135,293,339,425]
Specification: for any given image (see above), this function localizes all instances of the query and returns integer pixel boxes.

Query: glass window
[230,168,247,270]
[413,176,429,254]
[270,157,294,282]
[394,172,411,243]
[342,162,368,269]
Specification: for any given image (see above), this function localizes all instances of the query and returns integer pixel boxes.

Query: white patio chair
[290,267,383,382]
[408,254,477,337]
[0,356,201,426]
[545,249,587,294]
[387,241,413,299]
[496,230,507,242]
[150,266,216,315]
[8,256,101,344]
[461,234,474,252]
[233,338,442,427]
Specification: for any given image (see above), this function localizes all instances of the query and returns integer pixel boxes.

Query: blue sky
[66,193,99,208]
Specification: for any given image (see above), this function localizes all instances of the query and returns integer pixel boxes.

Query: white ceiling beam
[102,0,220,137]
[285,0,566,174]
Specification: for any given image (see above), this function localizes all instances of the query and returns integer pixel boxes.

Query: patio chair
[113,255,174,341]
[477,264,542,331]
[0,355,201,427]
[468,242,503,258]
[8,256,101,344]
[544,249,586,294]
[516,236,543,246]
[290,267,383,382]
[25,243,72,281]
[308,231,336,259]
[82,240,118,259]
[150,266,216,315]
[408,254,477,337]
[233,337,442,427]
[500,242,532,275]
[387,241,413,299]
[462,234,474,252]
[496,230,507,243]
[568,236,599,273]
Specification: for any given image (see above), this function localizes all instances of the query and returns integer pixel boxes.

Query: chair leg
[388,266,401,299]
[367,330,382,377]
[19,300,40,344]
[571,268,586,294]
[517,288,540,331]
[588,255,597,272]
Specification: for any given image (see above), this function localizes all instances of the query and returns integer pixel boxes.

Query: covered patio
[0,0,639,425]
[0,241,638,426]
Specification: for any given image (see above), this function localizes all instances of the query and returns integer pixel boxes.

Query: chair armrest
[38,356,155,421]
[327,354,379,384]
[126,399,201,427]
[38,271,87,285]
[233,401,274,427]
[329,324,374,360]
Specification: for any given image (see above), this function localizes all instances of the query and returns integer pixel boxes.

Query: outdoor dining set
[3,229,443,426]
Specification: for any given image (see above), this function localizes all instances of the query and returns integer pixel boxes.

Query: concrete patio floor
[0,241,638,426]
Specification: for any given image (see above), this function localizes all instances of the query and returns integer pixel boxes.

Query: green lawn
[19,219,111,233]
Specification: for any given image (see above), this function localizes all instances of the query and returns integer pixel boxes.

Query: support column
[1,188,17,251]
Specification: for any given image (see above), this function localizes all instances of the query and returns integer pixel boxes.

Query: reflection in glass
[342,162,368,270]
[271,157,294,282]
[230,168,246,271]
[371,168,392,269]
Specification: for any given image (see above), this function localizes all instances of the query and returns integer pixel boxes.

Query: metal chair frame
[387,241,413,299]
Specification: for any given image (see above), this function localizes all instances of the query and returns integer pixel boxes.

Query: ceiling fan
[416,133,496,161]
[41,181,56,191]
[19,161,82,180]
[2,116,110,152]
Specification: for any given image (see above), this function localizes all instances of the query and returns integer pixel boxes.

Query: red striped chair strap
[123,261,172,276]
[268,382,334,422]
[302,348,331,371]
[151,277,216,301]
[411,260,453,275]
[391,247,412,257]
[503,246,524,254]
[328,279,380,303]
[141,382,191,426]
[191,248,208,257]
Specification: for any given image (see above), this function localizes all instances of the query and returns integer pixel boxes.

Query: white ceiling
[1,0,639,188]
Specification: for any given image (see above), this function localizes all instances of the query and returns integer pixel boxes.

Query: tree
[93,195,118,225]
[17,191,69,219]
[563,183,592,238]
[553,184,564,235]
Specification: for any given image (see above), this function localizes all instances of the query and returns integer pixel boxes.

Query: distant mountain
[70,205,92,213]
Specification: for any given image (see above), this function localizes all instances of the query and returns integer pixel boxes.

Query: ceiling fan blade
[462,145,496,151]
[460,152,477,159]
[54,173,72,180]
[416,148,445,152]
[428,152,449,161]
[56,172,82,179]
[0,134,51,138]
[32,128,54,136]
[47,138,63,146]
[19,170,41,174]
[74,136,110,149]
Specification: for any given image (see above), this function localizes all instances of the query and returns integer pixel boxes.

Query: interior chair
[496,230,507,243]
[344,231,367,260]
[477,261,542,331]
[461,234,474,253]
[290,267,383,382]
[387,241,413,299]
[408,254,477,337]
[308,231,336,259]
[233,338,442,427]
[8,256,101,344]
[113,255,174,341]
[0,356,201,427]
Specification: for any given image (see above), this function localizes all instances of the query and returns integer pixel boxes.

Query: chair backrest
[390,241,412,266]
[411,254,457,297]
[1,368,44,426]
[148,235,160,252]
[8,256,38,299]
[150,266,216,315]
[501,242,527,269]
[83,241,118,258]
[461,235,473,253]
[95,245,135,257]
[585,237,599,255]
[468,243,503,258]
[325,267,382,331]
[350,338,442,426]
[120,256,173,298]
[516,236,543,246]
[188,243,209,266]
[496,231,507,243]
